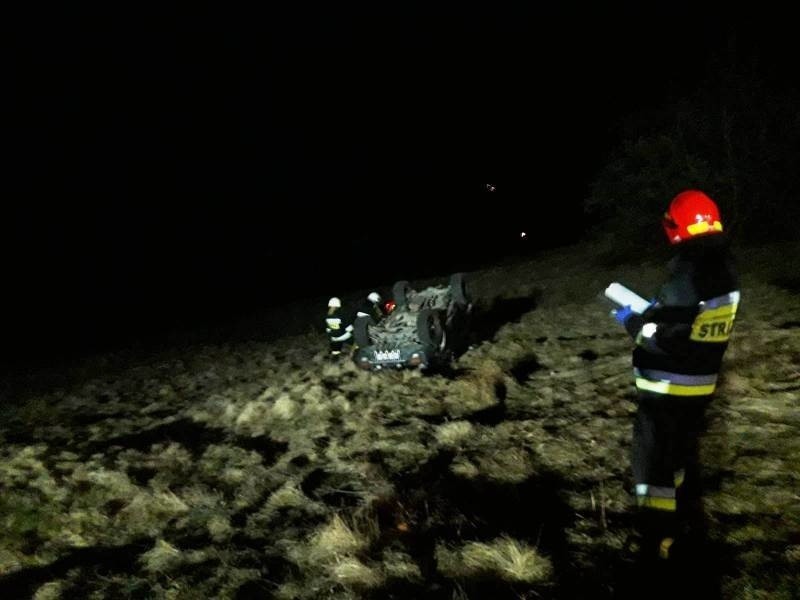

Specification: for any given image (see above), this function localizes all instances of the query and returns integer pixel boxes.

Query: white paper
[604,282,651,314]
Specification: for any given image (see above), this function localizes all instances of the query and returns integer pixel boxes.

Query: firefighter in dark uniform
[356,291,386,322]
[612,190,740,561]
[325,297,354,356]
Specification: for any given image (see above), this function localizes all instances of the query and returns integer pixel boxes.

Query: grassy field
[1,237,798,599]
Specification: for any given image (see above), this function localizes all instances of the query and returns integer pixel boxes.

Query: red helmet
[662,190,724,245]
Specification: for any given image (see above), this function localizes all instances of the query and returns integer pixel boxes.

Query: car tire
[416,309,444,349]
[449,272,469,307]
[393,280,412,310]
[354,315,374,348]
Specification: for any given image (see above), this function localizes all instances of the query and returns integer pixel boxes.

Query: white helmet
[367,292,381,304]
[328,297,342,309]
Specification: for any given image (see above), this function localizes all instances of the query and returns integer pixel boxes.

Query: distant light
[520,231,527,239]
[486,184,496,192]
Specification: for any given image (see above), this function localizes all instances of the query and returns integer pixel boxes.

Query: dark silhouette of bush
[586,42,800,244]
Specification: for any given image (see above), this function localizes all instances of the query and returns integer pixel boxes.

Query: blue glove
[613,305,634,325]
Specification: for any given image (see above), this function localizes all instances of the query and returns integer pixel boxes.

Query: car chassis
[353,273,473,371]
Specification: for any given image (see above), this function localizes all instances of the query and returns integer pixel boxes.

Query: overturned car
[353,273,473,371]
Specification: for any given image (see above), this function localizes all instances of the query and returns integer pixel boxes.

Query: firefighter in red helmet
[611,190,740,563]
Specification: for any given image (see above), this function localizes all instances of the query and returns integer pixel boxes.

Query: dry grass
[330,557,384,588]
[116,490,189,537]
[32,581,64,600]
[140,539,182,573]
[307,514,369,562]
[436,536,553,583]
[435,421,475,448]
[1,238,798,598]
[444,360,506,418]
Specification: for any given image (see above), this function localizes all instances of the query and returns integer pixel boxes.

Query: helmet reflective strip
[686,220,723,235]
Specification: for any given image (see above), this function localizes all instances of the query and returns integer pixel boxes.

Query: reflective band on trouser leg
[634,369,718,396]
[636,484,677,511]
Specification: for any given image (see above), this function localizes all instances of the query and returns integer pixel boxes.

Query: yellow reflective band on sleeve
[635,378,716,396]
[691,303,738,342]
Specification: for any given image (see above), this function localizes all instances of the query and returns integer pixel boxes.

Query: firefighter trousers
[632,390,711,536]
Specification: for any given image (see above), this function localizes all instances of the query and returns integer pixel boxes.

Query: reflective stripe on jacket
[625,237,740,395]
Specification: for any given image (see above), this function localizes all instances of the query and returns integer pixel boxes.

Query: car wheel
[393,280,412,310]
[416,309,443,348]
[449,272,470,307]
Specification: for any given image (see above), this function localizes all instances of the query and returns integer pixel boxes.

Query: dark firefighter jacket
[623,235,740,397]
[325,306,354,342]
[355,298,384,322]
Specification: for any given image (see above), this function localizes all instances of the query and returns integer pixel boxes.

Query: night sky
[5,4,793,364]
